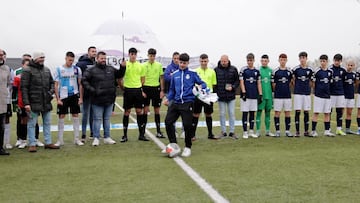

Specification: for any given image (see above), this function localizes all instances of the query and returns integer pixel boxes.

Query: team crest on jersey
[254,72,257,76]
[322,78,329,83]
[247,77,255,83]
[340,71,343,75]
[280,77,288,83]
[307,71,310,75]
[287,72,290,76]
[186,74,190,80]
[346,79,353,84]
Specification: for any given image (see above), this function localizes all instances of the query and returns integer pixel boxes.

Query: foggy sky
[1,0,360,68]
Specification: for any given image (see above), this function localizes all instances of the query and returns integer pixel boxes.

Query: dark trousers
[0,113,5,148]
[165,102,193,148]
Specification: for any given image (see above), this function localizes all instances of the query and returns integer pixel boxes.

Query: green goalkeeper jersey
[259,66,273,100]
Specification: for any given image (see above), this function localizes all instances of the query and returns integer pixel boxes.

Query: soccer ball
[165,143,181,158]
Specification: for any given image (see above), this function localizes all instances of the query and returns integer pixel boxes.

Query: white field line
[114,102,229,203]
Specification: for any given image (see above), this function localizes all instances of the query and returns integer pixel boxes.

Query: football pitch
[1,96,360,203]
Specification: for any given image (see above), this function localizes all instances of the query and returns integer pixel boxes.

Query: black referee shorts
[123,88,144,110]
[143,86,162,107]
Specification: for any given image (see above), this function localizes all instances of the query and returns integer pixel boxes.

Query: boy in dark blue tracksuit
[163,53,206,157]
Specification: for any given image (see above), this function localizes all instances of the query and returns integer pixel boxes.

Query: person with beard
[82,51,120,146]
[13,54,43,149]
[76,46,97,142]
[0,49,11,155]
[21,51,59,152]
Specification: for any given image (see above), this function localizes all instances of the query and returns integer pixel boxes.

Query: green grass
[1,96,360,202]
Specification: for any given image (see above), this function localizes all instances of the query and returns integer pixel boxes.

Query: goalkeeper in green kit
[256,55,275,137]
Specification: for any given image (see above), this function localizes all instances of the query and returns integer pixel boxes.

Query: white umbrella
[93,19,162,59]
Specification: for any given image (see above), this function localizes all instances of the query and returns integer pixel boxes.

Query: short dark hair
[279,53,287,59]
[148,48,156,55]
[200,54,208,59]
[129,47,137,54]
[261,54,269,59]
[66,51,75,58]
[319,54,328,60]
[21,58,30,65]
[179,53,190,62]
[246,53,255,60]
[88,46,96,52]
[97,51,106,57]
[333,53,342,61]
[299,51,308,58]
[22,53,31,58]
[172,52,179,57]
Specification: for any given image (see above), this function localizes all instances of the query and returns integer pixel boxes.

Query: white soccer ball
[165,143,181,158]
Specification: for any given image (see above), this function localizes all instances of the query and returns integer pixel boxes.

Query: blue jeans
[81,99,93,136]
[28,111,52,146]
[218,99,236,133]
[91,104,113,139]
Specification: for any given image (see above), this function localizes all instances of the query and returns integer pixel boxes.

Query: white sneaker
[36,140,44,147]
[180,131,185,139]
[243,132,249,139]
[74,139,84,146]
[92,138,100,146]
[310,131,318,137]
[15,140,22,147]
[266,132,275,137]
[5,143,13,149]
[249,130,258,138]
[18,141,27,149]
[181,147,191,157]
[104,137,116,144]
[54,140,64,147]
[324,131,335,137]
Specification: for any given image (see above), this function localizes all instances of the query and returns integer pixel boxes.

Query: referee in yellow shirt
[142,48,165,138]
[119,47,149,142]
[192,54,218,140]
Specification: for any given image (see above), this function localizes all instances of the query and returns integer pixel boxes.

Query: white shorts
[273,98,292,112]
[356,94,360,108]
[330,95,345,108]
[241,99,257,112]
[345,98,355,108]
[293,94,311,111]
[313,96,332,113]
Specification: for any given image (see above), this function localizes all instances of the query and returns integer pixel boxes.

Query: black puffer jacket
[214,60,239,102]
[76,54,95,99]
[82,63,120,106]
[21,60,54,112]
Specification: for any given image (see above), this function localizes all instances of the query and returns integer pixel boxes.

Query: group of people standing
[206,52,360,141]
[1,47,359,158]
